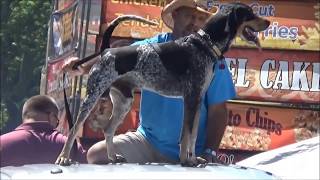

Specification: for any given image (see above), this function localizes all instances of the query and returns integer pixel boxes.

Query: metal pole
[73,0,91,121]
[78,0,92,96]
[71,0,87,121]
[41,0,56,95]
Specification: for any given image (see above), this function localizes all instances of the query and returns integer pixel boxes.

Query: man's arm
[206,102,228,151]
[201,59,236,163]
[203,102,228,163]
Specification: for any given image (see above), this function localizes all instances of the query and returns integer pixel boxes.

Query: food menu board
[102,0,319,51]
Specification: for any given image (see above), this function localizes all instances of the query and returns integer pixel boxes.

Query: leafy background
[1,0,53,133]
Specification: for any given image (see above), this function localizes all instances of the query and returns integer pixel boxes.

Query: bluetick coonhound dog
[56,3,270,167]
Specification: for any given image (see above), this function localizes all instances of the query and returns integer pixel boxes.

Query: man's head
[161,0,218,37]
[22,95,59,127]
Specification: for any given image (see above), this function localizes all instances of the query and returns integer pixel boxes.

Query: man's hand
[61,57,86,77]
[201,152,226,164]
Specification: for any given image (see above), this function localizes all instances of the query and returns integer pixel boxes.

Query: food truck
[40,0,319,164]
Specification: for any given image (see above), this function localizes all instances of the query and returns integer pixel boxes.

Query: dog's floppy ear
[224,7,238,33]
[224,4,251,33]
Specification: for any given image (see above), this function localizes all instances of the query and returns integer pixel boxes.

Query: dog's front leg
[56,94,100,166]
[180,93,208,167]
[55,125,79,166]
[190,104,207,167]
[180,95,203,167]
[180,115,191,166]
[55,109,89,165]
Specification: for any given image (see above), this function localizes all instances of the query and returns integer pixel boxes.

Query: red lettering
[246,108,282,135]
[228,110,241,126]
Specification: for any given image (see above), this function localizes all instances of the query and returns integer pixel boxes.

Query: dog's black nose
[266,20,270,26]
[264,20,271,28]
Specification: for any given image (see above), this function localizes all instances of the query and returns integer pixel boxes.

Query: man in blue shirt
[64,0,236,164]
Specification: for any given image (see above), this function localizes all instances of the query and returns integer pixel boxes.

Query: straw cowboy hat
[161,0,219,29]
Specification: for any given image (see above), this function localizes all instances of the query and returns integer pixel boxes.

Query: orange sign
[234,16,320,51]
[225,48,319,104]
[102,0,320,51]
[213,1,320,50]
[102,0,170,39]
[214,0,318,20]
[220,102,319,151]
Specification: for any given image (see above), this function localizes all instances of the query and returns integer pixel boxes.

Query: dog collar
[197,29,222,59]
[147,41,162,55]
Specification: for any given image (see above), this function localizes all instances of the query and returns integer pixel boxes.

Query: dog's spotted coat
[81,34,216,124]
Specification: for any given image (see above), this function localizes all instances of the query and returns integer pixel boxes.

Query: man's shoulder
[132,32,172,45]
[155,33,172,42]
[0,129,32,144]
[0,124,67,143]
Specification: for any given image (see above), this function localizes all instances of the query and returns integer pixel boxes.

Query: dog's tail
[100,15,158,51]
[72,15,158,69]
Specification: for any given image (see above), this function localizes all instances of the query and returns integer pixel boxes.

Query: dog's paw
[55,154,73,166]
[110,154,127,164]
[181,157,208,168]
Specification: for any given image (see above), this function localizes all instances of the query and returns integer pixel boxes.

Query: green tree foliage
[0,0,53,133]
[0,103,9,130]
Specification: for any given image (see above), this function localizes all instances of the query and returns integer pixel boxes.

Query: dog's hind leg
[103,76,136,163]
[56,92,102,165]
[56,61,117,165]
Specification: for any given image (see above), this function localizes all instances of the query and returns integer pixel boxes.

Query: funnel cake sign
[225,48,319,103]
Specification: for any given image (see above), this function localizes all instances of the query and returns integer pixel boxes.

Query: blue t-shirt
[132,33,236,161]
